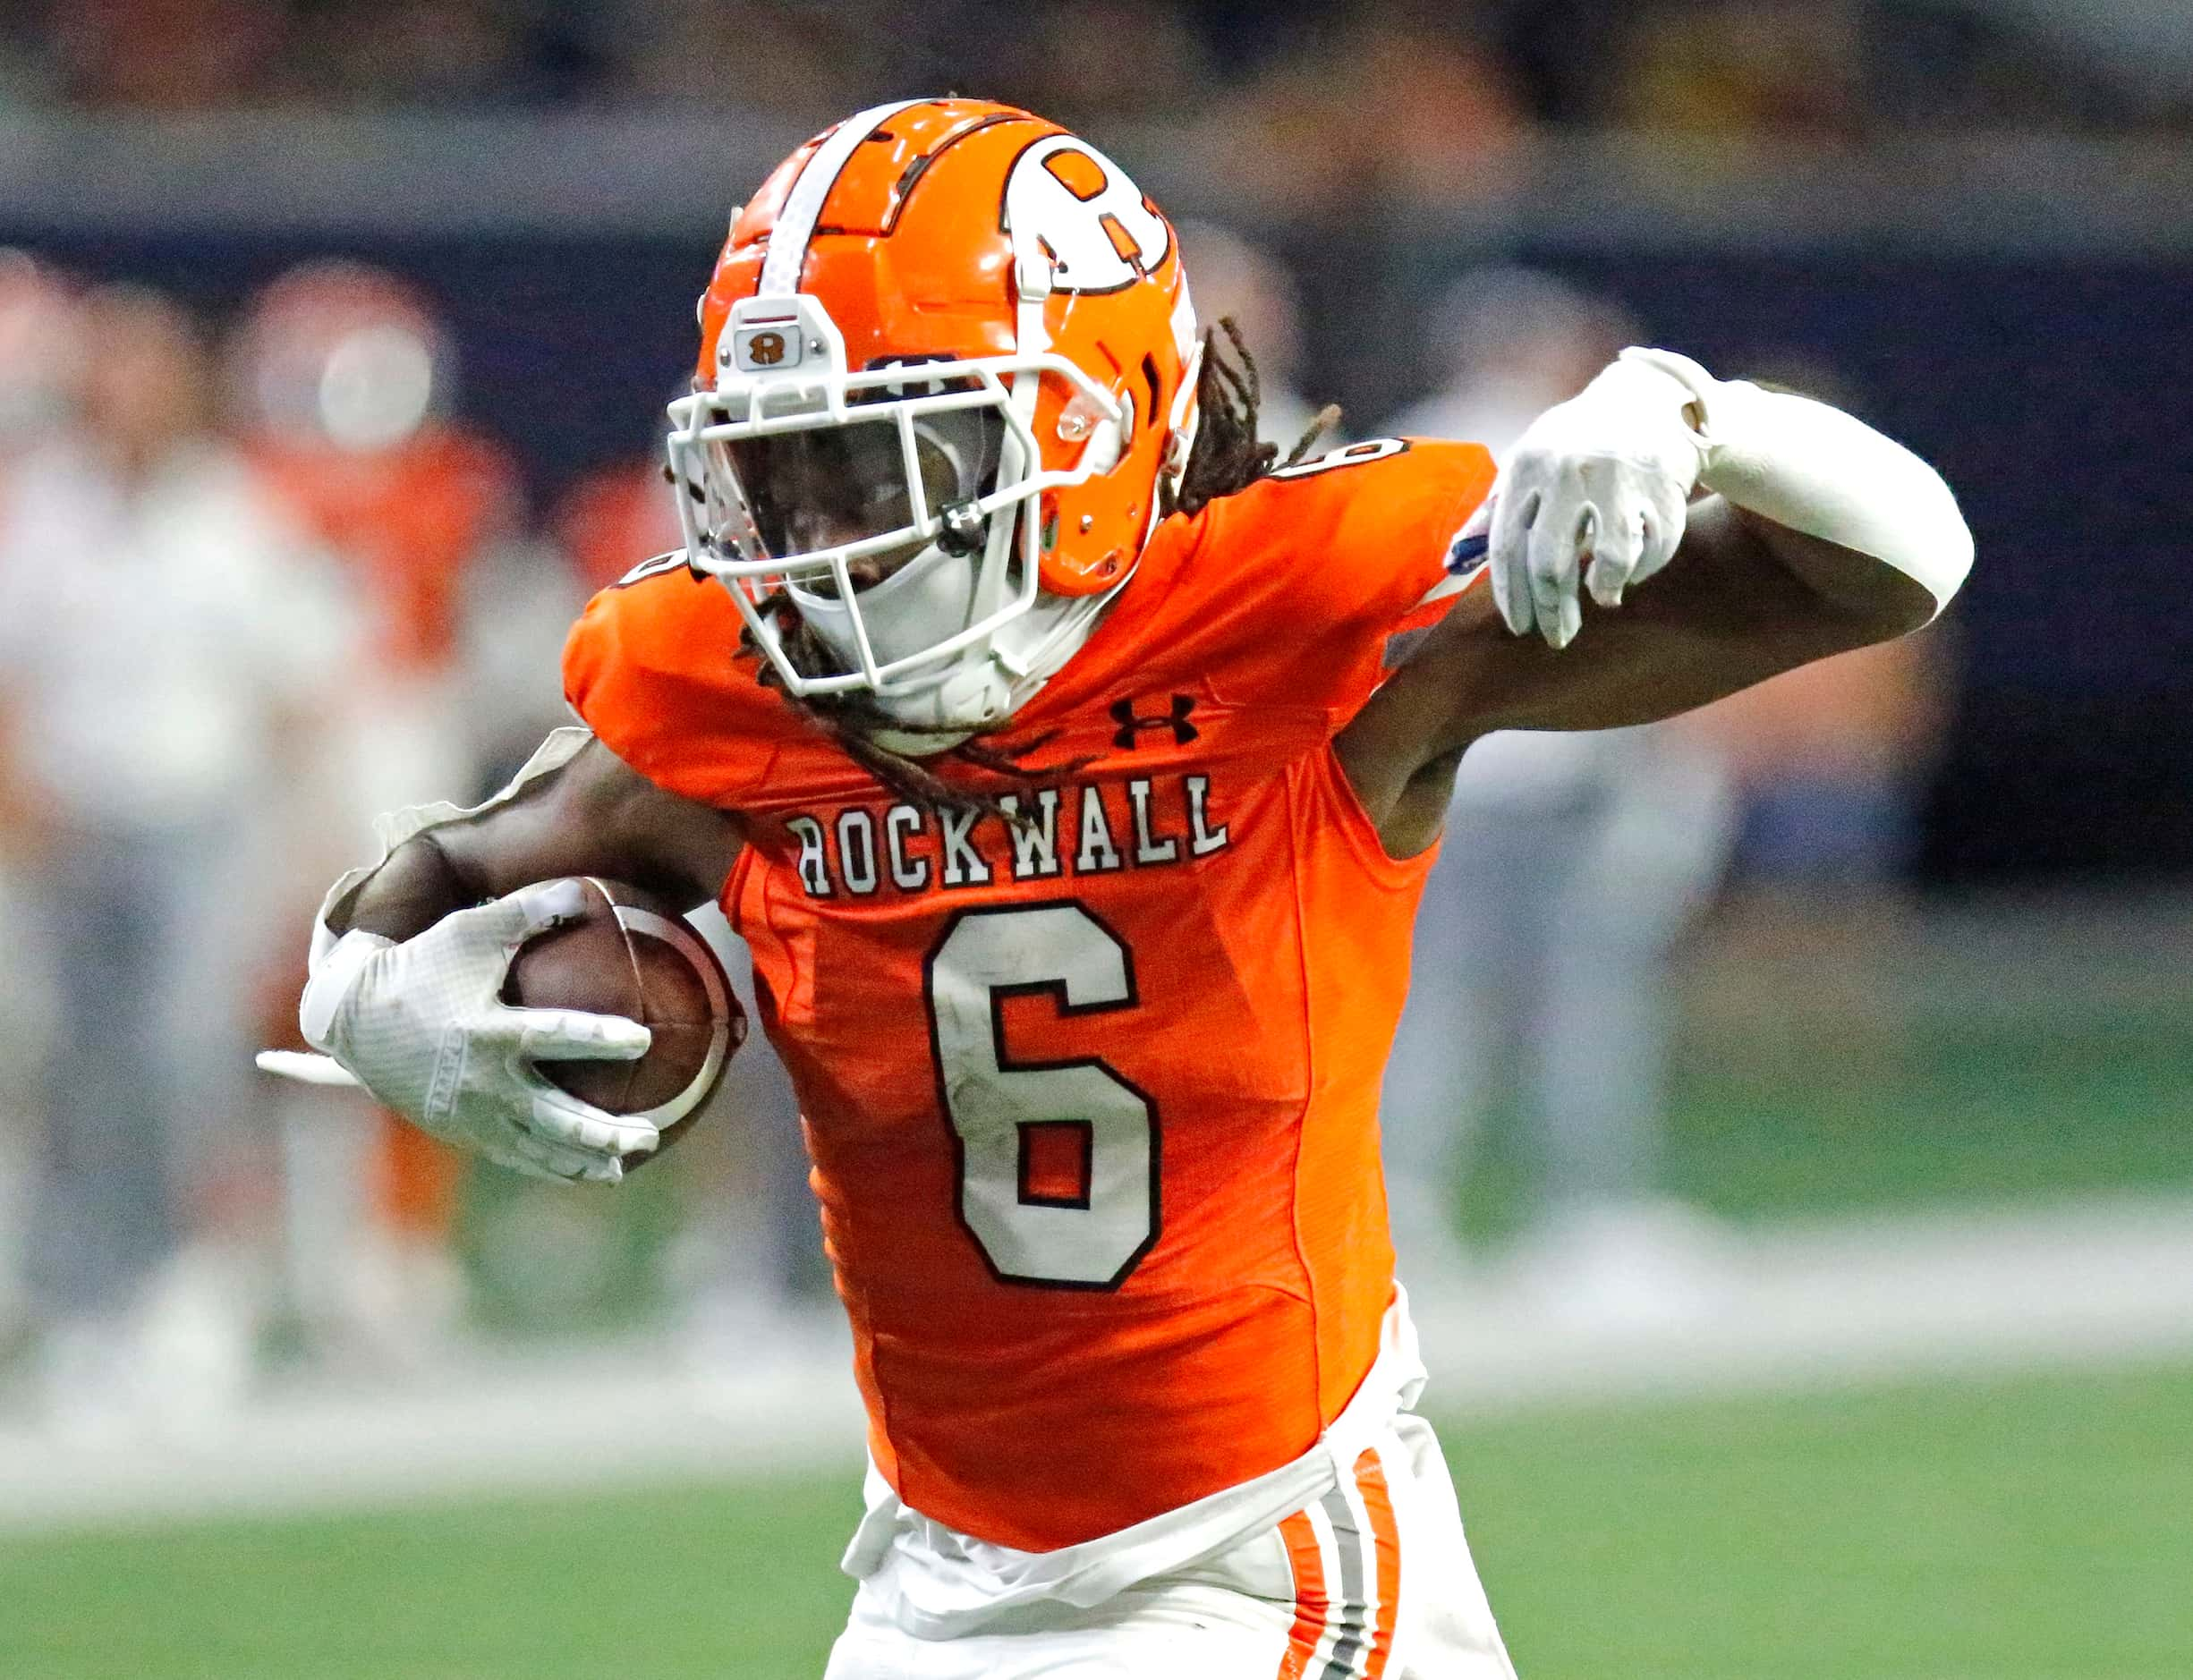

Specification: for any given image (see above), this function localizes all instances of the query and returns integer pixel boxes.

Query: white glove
[301,877,659,1184]
[1489,349,1710,649]
[1489,346,1973,650]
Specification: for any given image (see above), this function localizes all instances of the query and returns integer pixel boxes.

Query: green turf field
[5,1360,2188,1679]
[1453,915,2193,1243]
[1449,1001,2193,1243]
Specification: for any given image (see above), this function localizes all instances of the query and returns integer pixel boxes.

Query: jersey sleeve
[1192,437,1497,725]
[560,560,790,809]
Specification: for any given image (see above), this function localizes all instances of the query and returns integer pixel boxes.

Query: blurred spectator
[1610,1,1864,144]
[1196,5,1530,214]
[49,0,297,110]
[1381,268,1736,1314]
[1347,6,1533,200]
[0,284,353,1432]
[0,251,88,1352]
[1175,220,1331,456]
[302,0,530,110]
[994,0,1213,132]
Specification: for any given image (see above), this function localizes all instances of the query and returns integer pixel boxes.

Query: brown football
[501,877,743,1163]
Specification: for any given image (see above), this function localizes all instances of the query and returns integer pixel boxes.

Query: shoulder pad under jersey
[562,561,799,808]
[1152,437,1496,721]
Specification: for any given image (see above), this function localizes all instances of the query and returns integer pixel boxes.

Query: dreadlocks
[735,315,1339,819]
[1168,317,1341,518]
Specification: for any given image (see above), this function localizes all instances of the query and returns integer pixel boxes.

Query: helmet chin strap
[854,574,1130,758]
[863,671,1009,756]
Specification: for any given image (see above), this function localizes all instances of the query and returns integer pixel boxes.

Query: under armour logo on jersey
[1110,695,1198,750]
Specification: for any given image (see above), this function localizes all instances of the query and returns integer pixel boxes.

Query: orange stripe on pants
[1276,1508,1329,1680]
[1353,1447,1404,1679]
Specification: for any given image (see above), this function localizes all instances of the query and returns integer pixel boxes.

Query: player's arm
[331,733,739,940]
[1341,352,1971,848]
[293,731,741,1184]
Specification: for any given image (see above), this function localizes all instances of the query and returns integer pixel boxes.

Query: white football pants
[822,1414,1517,1679]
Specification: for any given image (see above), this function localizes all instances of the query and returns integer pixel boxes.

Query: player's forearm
[331,829,490,942]
[1723,505,1940,642]
[326,755,575,941]
[327,734,740,942]
[1638,351,1974,630]
[328,759,592,940]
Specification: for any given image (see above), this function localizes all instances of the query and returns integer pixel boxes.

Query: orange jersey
[565,438,1495,1550]
[248,427,517,676]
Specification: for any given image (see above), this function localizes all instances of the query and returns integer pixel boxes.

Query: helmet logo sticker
[1004,137,1169,296]
[734,322,803,371]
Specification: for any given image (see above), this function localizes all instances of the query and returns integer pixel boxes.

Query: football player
[277,101,1971,1677]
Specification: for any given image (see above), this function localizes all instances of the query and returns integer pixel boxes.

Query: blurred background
[0,2,2189,1676]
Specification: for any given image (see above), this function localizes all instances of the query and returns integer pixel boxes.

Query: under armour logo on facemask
[1110,695,1198,750]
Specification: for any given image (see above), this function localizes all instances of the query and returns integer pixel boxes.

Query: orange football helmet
[667,98,1202,740]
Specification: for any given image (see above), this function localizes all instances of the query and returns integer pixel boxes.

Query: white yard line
[0,1330,870,1534]
[1411,1192,2193,1410]
[4,1193,2192,1536]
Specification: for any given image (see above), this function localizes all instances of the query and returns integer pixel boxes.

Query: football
[501,876,743,1162]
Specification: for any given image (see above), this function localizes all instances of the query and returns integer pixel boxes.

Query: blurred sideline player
[229,262,537,1360]
[273,102,1973,1676]
[1381,269,1736,1311]
[231,260,532,809]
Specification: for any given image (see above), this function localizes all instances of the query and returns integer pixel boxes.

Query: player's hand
[300,878,657,1184]
[1488,349,1716,649]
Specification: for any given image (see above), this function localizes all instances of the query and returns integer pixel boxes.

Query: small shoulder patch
[1267,437,1409,482]
[612,550,699,590]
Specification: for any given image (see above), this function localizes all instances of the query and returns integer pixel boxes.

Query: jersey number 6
[924,904,1160,1289]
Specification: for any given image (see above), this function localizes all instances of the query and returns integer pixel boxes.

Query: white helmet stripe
[757,99,926,299]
